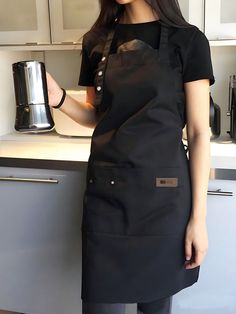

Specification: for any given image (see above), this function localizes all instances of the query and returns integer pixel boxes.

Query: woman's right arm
[46,72,98,128]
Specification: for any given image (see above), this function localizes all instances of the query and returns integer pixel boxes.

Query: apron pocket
[82,165,128,235]
[82,165,191,236]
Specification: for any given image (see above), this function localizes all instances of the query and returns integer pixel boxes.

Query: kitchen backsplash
[43,50,82,90]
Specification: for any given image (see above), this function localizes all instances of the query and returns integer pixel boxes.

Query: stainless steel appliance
[210,94,221,139]
[227,75,236,140]
[12,60,54,133]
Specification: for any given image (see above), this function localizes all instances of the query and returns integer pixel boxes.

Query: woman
[47,0,215,313]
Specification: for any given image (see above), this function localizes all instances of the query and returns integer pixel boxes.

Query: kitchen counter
[0,130,91,162]
[0,130,236,170]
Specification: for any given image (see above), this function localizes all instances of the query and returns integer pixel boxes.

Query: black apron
[81,17,200,303]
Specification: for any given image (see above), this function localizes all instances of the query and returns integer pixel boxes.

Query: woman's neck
[119,1,159,24]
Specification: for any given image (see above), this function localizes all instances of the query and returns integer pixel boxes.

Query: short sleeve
[78,37,95,87]
[183,29,215,86]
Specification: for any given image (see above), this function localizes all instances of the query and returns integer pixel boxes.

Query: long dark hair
[90,0,194,32]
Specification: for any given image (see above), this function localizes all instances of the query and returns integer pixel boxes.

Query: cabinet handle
[207,189,233,196]
[0,176,59,184]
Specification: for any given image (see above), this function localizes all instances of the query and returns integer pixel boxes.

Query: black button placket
[94,21,118,110]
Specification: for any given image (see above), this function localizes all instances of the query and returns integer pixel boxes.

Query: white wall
[43,50,82,90]
[31,50,83,89]
[0,51,31,136]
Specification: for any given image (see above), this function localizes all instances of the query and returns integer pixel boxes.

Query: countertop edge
[0,157,88,171]
[1,157,236,181]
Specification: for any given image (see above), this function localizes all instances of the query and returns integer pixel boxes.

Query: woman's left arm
[184,79,211,270]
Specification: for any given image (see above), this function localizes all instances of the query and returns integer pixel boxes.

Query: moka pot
[12,60,54,133]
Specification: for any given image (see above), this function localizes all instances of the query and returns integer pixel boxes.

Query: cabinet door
[0,165,87,314]
[49,0,100,44]
[172,179,236,313]
[205,0,236,40]
[178,0,204,31]
[0,0,50,44]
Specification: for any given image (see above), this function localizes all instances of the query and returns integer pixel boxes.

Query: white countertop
[0,131,91,162]
[0,131,236,169]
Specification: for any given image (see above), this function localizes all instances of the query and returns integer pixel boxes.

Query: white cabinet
[178,0,204,31]
[0,0,51,45]
[205,0,236,40]
[172,178,236,313]
[49,0,99,44]
[0,165,87,314]
[0,0,99,45]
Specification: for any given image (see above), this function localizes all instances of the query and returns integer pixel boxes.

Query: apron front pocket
[82,165,191,236]
[122,166,191,236]
[82,165,129,235]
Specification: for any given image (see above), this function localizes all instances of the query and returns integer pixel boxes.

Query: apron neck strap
[94,17,170,108]
[102,24,116,60]
[101,16,170,64]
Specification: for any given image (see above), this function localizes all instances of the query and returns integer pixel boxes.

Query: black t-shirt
[78,20,215,87]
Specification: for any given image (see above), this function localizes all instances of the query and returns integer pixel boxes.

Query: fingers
[185,240,192,262]
[185,246,207,269]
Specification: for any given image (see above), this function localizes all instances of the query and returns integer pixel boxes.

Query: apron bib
[81,17,200,303]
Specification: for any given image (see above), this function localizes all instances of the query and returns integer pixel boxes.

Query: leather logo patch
[156,177,178,187]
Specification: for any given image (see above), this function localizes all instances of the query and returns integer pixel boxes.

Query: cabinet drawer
[0,166,87,314]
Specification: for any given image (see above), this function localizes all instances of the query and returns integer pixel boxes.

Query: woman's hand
[46,72,64,107]
[184,216,208,269]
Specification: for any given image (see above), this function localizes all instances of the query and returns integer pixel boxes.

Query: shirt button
[89,178,93,183]
[110,180,115,185]
[96,86,102,92]
[98,71,103,76]
[101,56,106,61]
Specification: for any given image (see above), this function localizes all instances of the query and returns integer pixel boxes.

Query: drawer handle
[207,189,233,196]
[0,176,59,184]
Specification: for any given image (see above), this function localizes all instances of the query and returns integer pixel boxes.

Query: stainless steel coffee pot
[12,60,54,133]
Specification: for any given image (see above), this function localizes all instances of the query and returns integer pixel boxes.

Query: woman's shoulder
[82,27,109,55]
[169,24,209,51]
[169,24,214,85]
